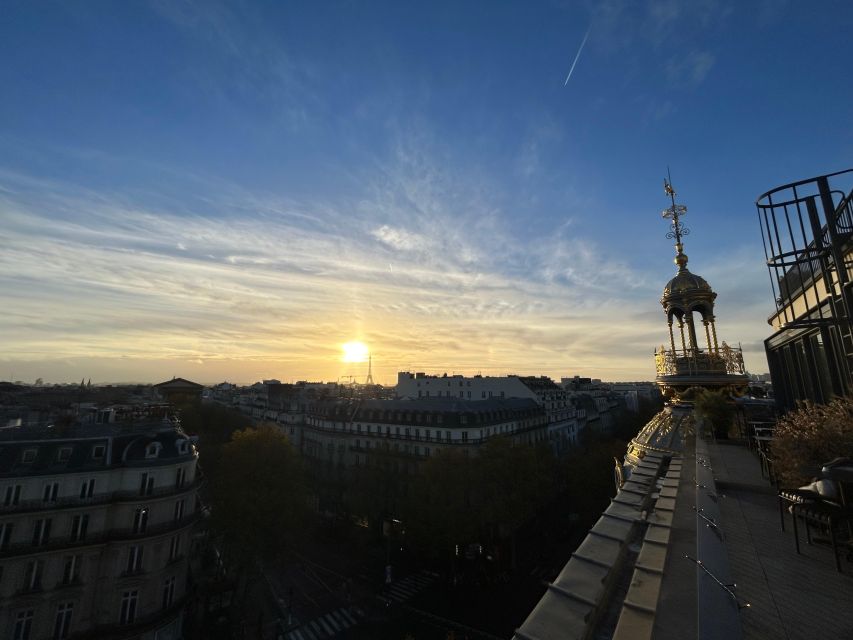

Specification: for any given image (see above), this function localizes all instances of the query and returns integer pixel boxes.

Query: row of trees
[181,399,660,578]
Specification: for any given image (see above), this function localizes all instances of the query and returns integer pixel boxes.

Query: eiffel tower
[365,355,374,385]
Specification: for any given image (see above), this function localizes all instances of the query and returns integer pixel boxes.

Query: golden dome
[662,268,713,299]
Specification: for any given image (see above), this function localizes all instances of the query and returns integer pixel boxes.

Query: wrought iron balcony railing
[0,478,203,516]
[0,512,200,558]
[654,345,746,377]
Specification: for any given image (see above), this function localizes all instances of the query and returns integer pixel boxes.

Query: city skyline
[2,2,853,385]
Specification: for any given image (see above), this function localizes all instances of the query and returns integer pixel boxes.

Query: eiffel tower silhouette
[365,355,374,385]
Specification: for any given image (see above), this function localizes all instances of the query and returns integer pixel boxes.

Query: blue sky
[1,0,852,384]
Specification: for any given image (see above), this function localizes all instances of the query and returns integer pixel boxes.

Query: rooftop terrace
[514,426,853,639]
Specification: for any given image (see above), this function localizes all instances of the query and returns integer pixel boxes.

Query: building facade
[300,397,548,471]
[756,169,853,410]
[0,419,200,640]
[396,372,580,451]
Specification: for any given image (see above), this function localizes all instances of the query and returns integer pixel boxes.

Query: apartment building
[301,397,547,470]
[0,418,200,639]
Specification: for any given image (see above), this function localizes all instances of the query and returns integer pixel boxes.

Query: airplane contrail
[564,26,591,86]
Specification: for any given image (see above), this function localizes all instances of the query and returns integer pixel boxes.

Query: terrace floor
[707,438,853,640]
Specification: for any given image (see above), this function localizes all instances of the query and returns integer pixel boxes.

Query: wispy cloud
[0,130,769,384]
[666,50,716,87]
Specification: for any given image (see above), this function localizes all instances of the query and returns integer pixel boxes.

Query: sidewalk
[707,439,853,640]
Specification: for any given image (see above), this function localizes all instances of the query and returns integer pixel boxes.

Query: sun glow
[341,341,369,363]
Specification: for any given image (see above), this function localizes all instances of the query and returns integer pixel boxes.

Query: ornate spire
[661,170,690,271]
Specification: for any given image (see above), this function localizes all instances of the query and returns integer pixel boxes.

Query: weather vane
[661,168,689,246]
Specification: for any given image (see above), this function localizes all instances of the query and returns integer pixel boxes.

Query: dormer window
[92,445,105,459]
[176,440,189,455]
[22,449,37,463]
[145,443,161,459]
[57,447,72,463]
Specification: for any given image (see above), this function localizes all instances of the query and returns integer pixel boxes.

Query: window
[70,515,89,542]
[176,439,189,455]
[425,447,431,457]
[139,473,154,496]
[13,610,33,640]
[92,445,105,459]
[62,555,81,585]
[57,448,72,463]
[23,559,42,591]
[467,391,471,398]
[145,443,160,459]
[4,484,22,506]
[32,519,51,546]
[22,449,37,463]
[53,602,73,640]
[482,391,486,398]
[126,545,144,574]
[168,534,181,561]
[43,482,59,503]
[0,522,13,549]
[79,479,95,500]
[162,576,176,609]
[462,432,468,443]
[119,590,138,624]
[174,499,185,522]
[132,507,149,534]
[175,467,186,489]
[445,431,451,442]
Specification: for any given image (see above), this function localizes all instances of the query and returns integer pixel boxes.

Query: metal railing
[654,346,746,377]
[0,478,203,516]
[0,513,200,558]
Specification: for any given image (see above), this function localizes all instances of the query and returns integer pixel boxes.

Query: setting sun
[341,341,369,363]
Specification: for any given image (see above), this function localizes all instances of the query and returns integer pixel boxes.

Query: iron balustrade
[654,346,746,377]
[0,478,204,516]
[0,512,200,558]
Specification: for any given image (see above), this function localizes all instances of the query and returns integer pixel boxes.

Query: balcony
[0,513,200,558]
[654,346,749,396]
[655,346,746,376]
[0,478,204,516]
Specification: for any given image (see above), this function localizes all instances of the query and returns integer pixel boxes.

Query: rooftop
[514,429,853,639]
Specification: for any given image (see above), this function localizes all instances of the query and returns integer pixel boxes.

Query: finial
[661,171,690,271]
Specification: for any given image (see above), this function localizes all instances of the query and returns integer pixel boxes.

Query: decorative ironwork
[654,345,746,377]
[662,173,689,248]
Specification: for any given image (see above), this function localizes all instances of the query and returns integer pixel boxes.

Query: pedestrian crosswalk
[378,570,438,605]
[282,606,365,640]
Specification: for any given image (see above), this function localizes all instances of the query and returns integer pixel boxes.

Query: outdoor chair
[796,499,852,573]
[779,488,822,560]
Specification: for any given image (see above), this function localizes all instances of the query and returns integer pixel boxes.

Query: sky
[1,1,852,386]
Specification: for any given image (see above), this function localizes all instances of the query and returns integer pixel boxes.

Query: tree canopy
[207,425,309,561]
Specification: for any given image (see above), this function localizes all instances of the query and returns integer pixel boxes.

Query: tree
[693,388,735,439]
[772,396,853,488]
[476,437,555,567]
[207,425,309,562]
[403,449,479,565]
